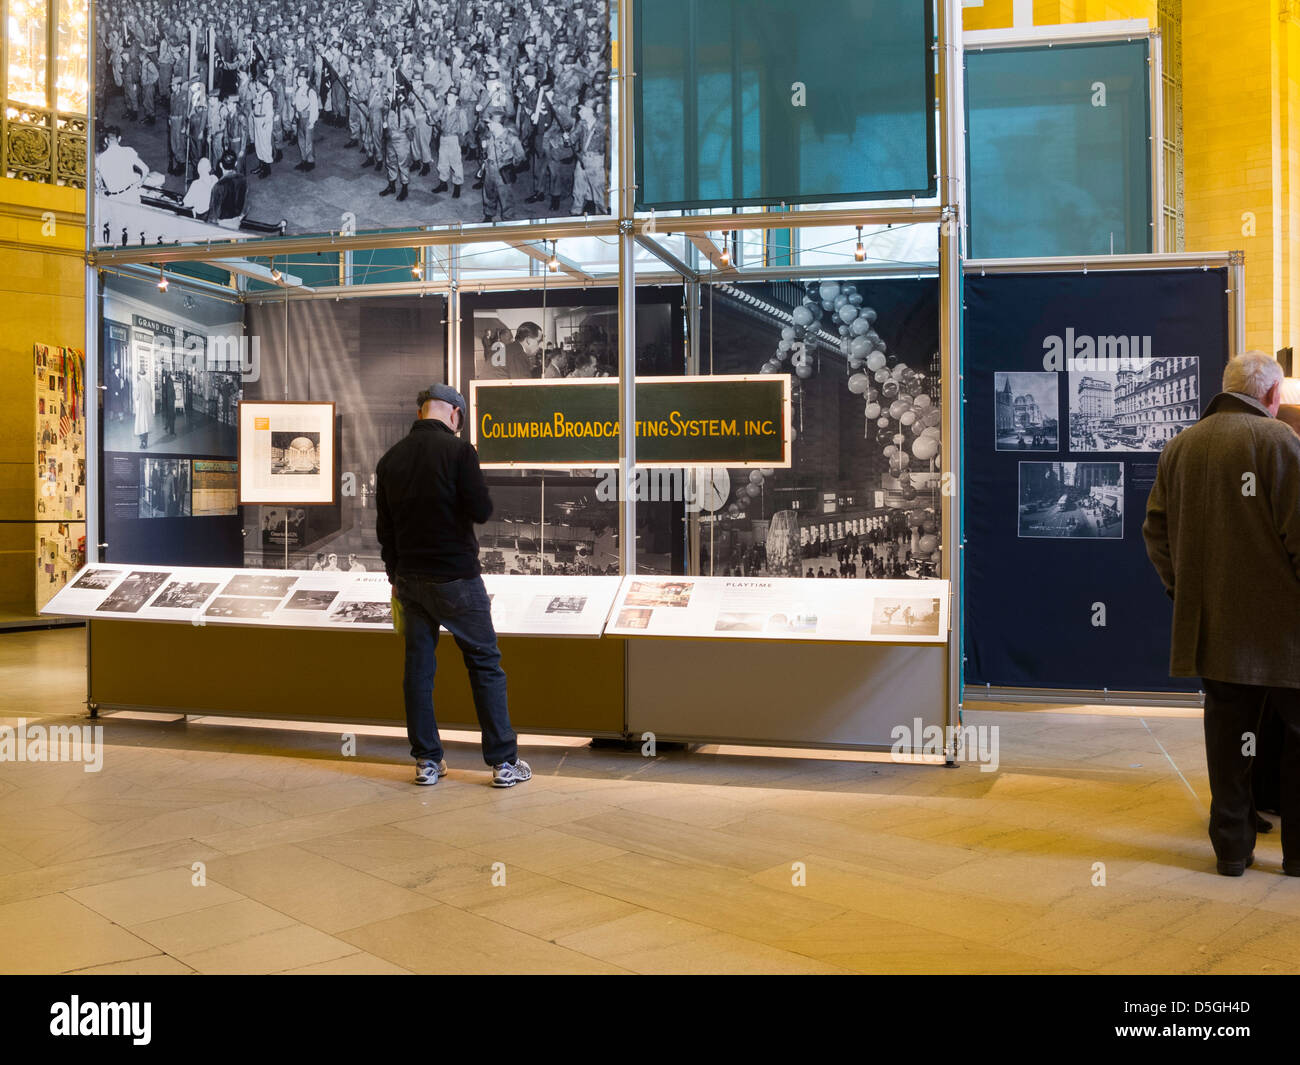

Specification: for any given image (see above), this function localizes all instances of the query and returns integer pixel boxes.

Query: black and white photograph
[994,371,1059,451]
[283,588,340,611]
[151,580,221,609]
[1018,462,1124,540]
[869,597,941,637]
[270,432,321,475]
[92,0,612,248]
[139,457,193,517]
[765,611,818,634]
[328,600,394,625]
[1067,358,1200,453]
[204,595,283,619]
[97,570,171,613]
[543,595,587,614]
[71,568,122,591]
[220,573,297,598]
[472,303,643,381]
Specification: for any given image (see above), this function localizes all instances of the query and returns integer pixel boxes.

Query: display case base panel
[627,639,947,749]
[88,620,625,736]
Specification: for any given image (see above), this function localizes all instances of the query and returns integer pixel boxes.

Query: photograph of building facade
[1068,358,1200,452]
[994,371,1059,450]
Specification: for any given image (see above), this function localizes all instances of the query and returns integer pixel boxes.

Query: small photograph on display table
[328,600,394,625]
[98,571,170,613]
[283,588,339,612]
[150,580,221,610]
[71,568,122,592]
[869,597,942,637]
[139,458,192,518]
[205,596,282,620]
[544,596,587,615]
[765,610,818,635]
[994,372,1059,451]
[1018,462,1124,539]
[219,573,297,598]
[624,580,694,609]
[1067,358,1200,453]
[616,607,652,630]
[714,612,764,633]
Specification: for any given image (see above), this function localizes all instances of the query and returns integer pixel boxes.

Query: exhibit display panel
[33,344,87,610]
[962,265,1231,694]
[45,563,623,638]
[606,575,949,644]
[91,0,614,248]
[242,294,447,572]
[692,278,943,583]
[634,0,936,208]
[965,39,1153,259]
[99,271,247,567]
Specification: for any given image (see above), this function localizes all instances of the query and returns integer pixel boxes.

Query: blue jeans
[394,573,516,766]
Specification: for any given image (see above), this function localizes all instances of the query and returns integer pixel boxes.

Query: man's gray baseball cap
[419,383,467,419]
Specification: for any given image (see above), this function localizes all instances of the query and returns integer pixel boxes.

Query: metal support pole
[616,0,637,575]
[685,280,702,575]
[447,244,462,388]
[938,0,966,765]
[1229,249,1246,355]
[1149,30,1166,254]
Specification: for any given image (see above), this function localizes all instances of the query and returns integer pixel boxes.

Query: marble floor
[1,627,1297,975]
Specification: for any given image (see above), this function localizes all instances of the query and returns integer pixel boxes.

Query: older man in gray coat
[1144,351,1300,876]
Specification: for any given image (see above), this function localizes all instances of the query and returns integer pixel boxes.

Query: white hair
[1223,351,1284,401]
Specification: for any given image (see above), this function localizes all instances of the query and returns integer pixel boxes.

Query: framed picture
[237,401,337,506]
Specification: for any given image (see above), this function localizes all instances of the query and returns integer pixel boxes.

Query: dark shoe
[483,215,494,223]
[379,180,396,196]
[452,183,461,199]
[524,191,544,203]
[420,163,430,176]
[549,196,560,212]
[258,163,271,179]
[273,147,283,162]
[1216,854,1255,877]
[344,138,358,148]
[304,161,315,171]
[293,161,308,171]
[374,157,385,171]
[431,179,448,193]
[396,183,408,202]
[1283,859,1300,877]
[582,199,596,214]
[1258,815,1275,834]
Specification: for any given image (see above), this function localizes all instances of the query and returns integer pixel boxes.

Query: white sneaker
[414,759,447,786]
[491,758,532,788]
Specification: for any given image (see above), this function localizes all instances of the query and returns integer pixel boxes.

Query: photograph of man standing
[376,384,531,788]
[1143,352,1300,876]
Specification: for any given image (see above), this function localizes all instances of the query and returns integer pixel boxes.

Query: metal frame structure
[79,0,969,745]
[963,18,1165,256]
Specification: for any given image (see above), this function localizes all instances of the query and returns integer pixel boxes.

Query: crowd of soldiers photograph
[92,0,612,242]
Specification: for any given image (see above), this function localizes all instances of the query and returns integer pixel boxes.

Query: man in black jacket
[376,384,531,788]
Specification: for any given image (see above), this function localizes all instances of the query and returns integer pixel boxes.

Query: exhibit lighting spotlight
[412,262,422,279]
[270,267,282,283]
[855,226,865,262]
[719,234,730,267]
[547,241,560,272]
[156,267,168,292]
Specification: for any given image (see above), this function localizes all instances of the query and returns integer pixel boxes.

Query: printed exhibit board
[44,564,621,638]
[49,567,948,645]
[605,575,949,644]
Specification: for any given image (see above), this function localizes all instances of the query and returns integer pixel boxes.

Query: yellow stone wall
[964,0,1298,355]
[0,179,87,615]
